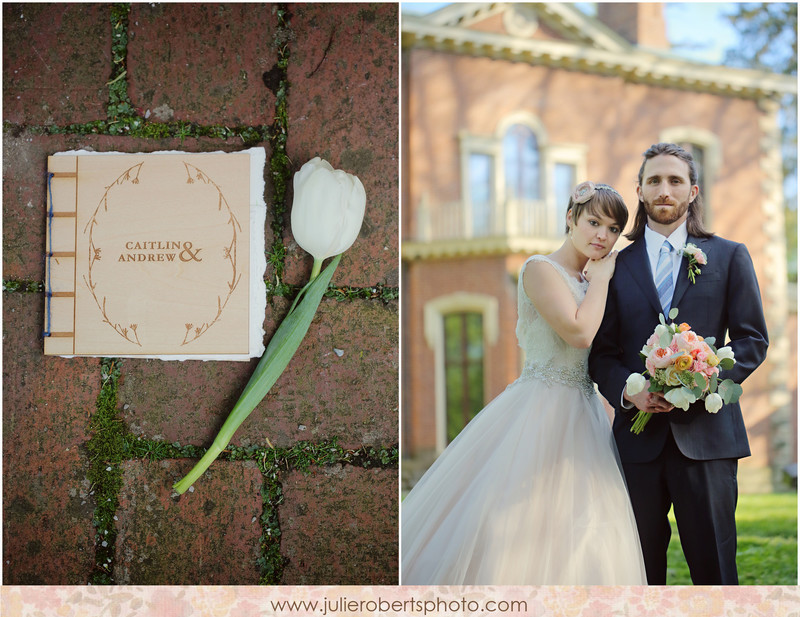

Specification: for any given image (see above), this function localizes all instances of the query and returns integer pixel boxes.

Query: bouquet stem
[630,410,652,434]
[173,254,342,495]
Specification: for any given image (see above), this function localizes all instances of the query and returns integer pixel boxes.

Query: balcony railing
[414,197,565,242]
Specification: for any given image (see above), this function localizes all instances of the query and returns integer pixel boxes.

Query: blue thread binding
[44,171,54,337]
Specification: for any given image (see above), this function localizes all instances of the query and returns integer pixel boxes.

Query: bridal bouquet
[625,309,742,434]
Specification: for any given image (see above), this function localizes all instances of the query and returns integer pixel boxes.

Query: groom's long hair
[626,142,714,242]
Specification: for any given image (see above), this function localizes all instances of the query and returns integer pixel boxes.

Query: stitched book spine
[44,155,79,356]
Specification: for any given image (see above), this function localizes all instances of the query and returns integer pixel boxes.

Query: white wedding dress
[401,255,647,585]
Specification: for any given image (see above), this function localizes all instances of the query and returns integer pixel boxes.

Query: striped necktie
[655,240,674,316]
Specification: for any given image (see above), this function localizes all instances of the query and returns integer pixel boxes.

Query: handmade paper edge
[52,148,267,361]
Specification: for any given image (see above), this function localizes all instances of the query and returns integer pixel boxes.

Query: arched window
[503,124,540,201]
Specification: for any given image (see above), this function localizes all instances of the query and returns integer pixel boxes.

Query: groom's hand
[624,388,674,413]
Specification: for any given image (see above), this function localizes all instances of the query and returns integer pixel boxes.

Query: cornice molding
[402,235,562,261]
[532,2,631,52]
[402,15,797,100]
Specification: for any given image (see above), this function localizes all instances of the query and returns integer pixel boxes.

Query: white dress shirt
[644,221,688,290]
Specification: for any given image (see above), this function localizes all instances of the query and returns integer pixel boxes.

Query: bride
[401,181,647,585]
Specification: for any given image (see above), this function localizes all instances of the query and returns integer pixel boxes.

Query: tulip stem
[287,257,327,315]
[310,258,323,282]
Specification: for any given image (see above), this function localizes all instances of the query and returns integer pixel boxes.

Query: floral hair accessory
[682,243,707,283]
[572,181,596,204]
[571,181,622,204]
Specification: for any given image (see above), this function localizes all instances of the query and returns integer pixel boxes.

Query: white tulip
[625,373,647,396]
[716,346,735,362]
[654,323,671,339]
[704,392,723,414]
[664,387,697,411]
[291,157,366,279]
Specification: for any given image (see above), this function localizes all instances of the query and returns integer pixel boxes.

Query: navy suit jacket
[589,234,769,463]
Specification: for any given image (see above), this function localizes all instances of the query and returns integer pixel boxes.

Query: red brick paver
[3,4,109,126]
[281,3,399,288]
[280,465,398,585]
[2,293,99,584]
[127,3,277,126]
[114,459,263,584]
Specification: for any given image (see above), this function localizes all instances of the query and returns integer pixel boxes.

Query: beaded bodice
[515,255,595,397]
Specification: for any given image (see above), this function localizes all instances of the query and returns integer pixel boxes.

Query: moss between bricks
[5,3,398,584]
[86,358,124,584]
[265,5,293,300]
[3,279,44,293]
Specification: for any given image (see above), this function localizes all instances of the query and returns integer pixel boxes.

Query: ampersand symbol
[179,242,203,262]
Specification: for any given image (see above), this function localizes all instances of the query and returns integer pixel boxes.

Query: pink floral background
[2,586,799,616]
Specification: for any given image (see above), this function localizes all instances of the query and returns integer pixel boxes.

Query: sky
[400,2,742,66]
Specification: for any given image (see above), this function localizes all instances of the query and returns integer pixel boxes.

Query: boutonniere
[682,243,707,284]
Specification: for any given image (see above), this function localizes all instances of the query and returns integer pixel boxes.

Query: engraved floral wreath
[83,163,145,346]
[83,161,241,347]
[180,162,242,346]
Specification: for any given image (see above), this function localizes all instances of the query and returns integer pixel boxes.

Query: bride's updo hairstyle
[565,181,628,234]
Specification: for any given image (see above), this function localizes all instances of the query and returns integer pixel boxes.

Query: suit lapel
[621,238,663,316]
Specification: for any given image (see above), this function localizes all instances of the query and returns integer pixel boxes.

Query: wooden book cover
[44,149,266,360]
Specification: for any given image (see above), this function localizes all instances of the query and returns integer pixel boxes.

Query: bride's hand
[584,250,618,282]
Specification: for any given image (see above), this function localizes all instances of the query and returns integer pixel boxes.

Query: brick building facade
[401,3,796,492]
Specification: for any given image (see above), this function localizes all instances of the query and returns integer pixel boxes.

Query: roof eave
[402,19,797,100]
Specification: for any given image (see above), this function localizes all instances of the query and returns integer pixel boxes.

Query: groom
[589,142,769,585]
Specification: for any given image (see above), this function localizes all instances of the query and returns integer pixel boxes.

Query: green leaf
[659,312,666,325]
[659,330,673,348]
[173,254,342,494]
[704,336,716,347]
[718,379,743,404]
[694,373,707,389]
[709,373,718,393]
[719,358,735,371]
[669,307,680,321]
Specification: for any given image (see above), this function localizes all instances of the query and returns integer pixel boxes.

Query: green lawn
[667,492,798,585]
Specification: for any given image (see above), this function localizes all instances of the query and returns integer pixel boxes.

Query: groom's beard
[642,195,690,227]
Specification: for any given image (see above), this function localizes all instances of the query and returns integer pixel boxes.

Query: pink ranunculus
[674,330,700,351]
[648,347,673,371]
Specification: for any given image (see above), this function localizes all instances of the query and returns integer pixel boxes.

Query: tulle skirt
[401,375,647,585]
